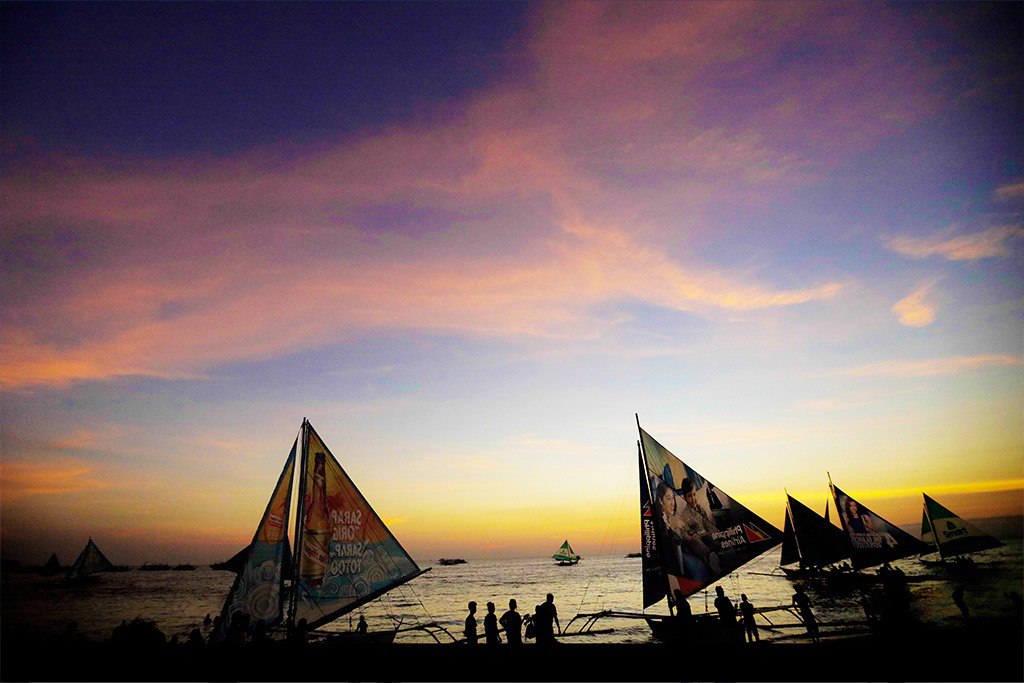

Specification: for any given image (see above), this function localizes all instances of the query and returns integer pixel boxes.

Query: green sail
[923,493,1003,559]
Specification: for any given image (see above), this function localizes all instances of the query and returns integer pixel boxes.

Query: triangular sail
[824,500,831,524]
[639,444,666,608]
[786,494,850,568]
[42,553,62,575]
[779,507,801,567]
[921,509,934,548]
[219,437,296,632]
[552,540,579,561]
[922,493,1003,559]
[639,425,782,598]
[69,538,114,577]
[830,482,928,569]
[293,422,423,630]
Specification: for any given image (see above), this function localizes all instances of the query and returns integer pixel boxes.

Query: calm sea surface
[3,541,1021,644]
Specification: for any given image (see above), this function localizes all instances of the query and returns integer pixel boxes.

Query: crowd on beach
[461,594,559,646]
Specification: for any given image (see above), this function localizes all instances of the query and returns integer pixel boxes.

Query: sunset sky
[2,2,1021,565]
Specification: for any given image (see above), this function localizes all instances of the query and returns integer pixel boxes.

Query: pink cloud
[892,281,938,328]
[886,226,1024,261]
[836,355,1022,378]
[2,2,953,389]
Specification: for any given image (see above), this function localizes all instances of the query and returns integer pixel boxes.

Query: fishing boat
[552,540,581,566]
[67,538,114,581]
[920,493,1003,567]
[216,419,430,643]
[566,418,784,641]
[437,558,467,566]
[779,494,852,579]
[828,476,929,570]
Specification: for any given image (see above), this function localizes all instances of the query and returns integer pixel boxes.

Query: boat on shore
[215,419,430,642]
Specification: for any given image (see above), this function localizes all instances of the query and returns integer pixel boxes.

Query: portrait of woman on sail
[842,496,898,549]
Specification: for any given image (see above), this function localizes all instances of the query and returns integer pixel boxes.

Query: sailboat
[637,420,782,636]
[41,553,63,576]
[828,477,928,569]
[67,538,114,581]
[563,419,784,641]
[552,540,581,566]
[920,493,1003,566]
[217,419,429,642]
[779,494,850,578]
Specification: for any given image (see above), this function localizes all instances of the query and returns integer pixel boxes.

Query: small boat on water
[216,419,430,641]
[919,493,1003,567]
[552,540,581,566]
[67,538,115,582]
[139,564,172,571]
[173,564,196,571]
[41,553,63,576]
[437,558,467,566]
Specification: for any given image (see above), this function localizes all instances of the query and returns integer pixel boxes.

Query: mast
[921,493,942,559]
[287,417,310,629]
[785,490,804,566]
[636,414,673,616]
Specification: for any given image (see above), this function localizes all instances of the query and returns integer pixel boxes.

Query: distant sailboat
[920,493,1003,564]
[779,494,850,577]
[552,540,581,566]
[41,553,62,576]
[68,538,114,579]
[217,419,429,640]
[829,477,928,569]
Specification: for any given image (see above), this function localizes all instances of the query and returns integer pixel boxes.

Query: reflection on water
[3,541,1020,644]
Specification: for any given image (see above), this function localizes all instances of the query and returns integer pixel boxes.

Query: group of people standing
[701,585,818,644]
[463,594,560,646]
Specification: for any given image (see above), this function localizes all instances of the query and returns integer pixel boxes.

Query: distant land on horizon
[4,514,1020,568]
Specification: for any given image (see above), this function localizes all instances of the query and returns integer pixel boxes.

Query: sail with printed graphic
[68,538,114,578]
[780,494,850,570]
[829,480,928,569]
[219,437,297,632]
[639,444,666,608]
[216,419,429,635]
[552,540,581,565]
[638,423,782,598]
[292,422,426,630]
[921,493,1003,559]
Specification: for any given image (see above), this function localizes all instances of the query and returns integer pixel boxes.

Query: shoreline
[3,616,1020,682]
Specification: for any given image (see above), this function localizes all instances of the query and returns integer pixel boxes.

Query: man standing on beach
[739,594,758,643]
[500,599,522,646]
[792,585,819,643]
[534,594,560,646]
[484,602,501,645]
[464,601,478,645]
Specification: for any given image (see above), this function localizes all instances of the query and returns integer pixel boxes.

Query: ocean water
[3,541,1021,644]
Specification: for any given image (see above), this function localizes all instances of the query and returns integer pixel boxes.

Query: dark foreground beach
[2,616,1020,682]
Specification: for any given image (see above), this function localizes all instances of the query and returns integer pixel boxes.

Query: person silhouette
[952,586,969,619]
[739,594,758,643]
[356,615,367,634]
[499,599,522,646]
[202,613,212,628]
[484,602,501,645]
[792,585,818,643]
[534,594,560,646]
[464,601,478,645]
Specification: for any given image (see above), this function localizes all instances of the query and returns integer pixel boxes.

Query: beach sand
[2,616,1020,682]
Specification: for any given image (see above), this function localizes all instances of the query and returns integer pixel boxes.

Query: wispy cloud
[836,354,1022,378]
[892,281,937,328]
[0,460,111,498]
[994,180,1024,201]
[885,226,1023,261]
